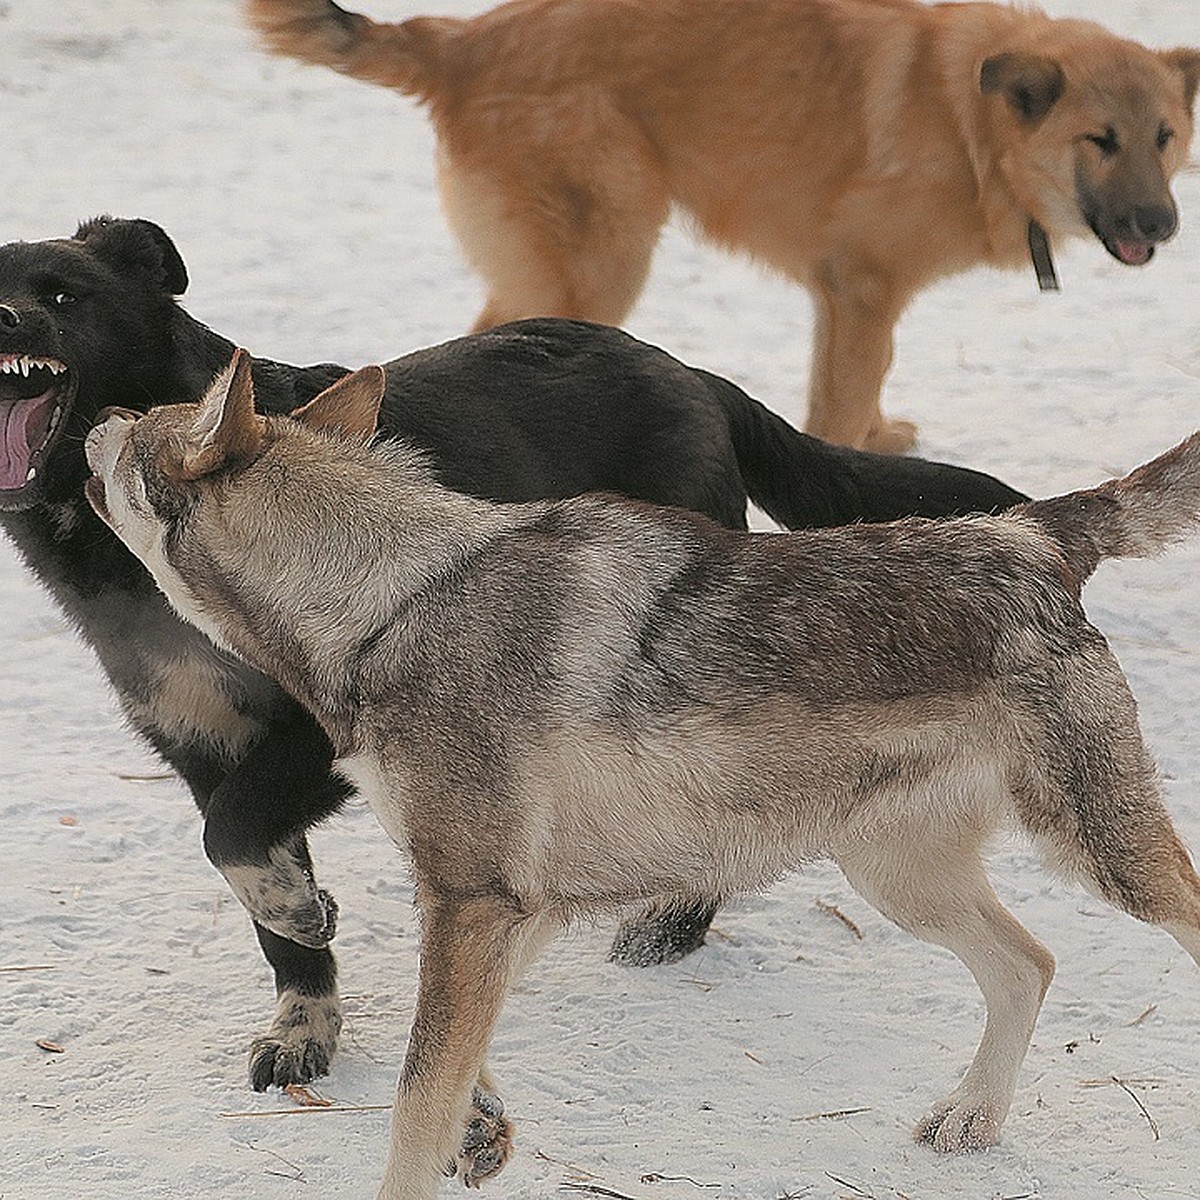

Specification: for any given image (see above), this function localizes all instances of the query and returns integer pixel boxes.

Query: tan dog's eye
[1086,127,1120,156]
[1157,124,1175,152]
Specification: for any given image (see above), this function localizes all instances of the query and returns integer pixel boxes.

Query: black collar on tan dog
[1027,220,1060,292]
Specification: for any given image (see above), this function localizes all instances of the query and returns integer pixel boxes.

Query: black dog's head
[0,216,189,511]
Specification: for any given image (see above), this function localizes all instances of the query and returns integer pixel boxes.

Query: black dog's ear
[980,53,1066,124]
[74,215,190,296]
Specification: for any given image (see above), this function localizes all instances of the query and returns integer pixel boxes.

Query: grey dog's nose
[1133,204,1176,242]
[0,304,20,328]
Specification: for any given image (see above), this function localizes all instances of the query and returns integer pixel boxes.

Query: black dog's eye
[1157,124,1175,152]
[1086,127,1120,156]
[50,291,78,307]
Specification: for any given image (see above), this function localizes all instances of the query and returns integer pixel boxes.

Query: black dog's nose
[0,304,20,328]
[1133,204,1176,243]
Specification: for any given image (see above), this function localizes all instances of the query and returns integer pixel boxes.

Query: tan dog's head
[980,23,1200,265]
[84,348,385,649]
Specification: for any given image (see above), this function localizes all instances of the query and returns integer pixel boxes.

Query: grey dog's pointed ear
[180,349,266,480]
[291,365,386,441]
[1162,48,1200,109]
[980,52,1066,123]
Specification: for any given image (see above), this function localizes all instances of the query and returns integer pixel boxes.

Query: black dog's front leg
[249,922,342,1091]
[197,706,351,1088]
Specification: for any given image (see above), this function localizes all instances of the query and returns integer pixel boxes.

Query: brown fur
[245,0,1200,451]
[86,357,1200,1198]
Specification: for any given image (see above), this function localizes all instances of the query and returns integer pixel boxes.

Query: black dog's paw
[447,1087,512,1188]
[302,887,340,946]
[221,860,340,950]
[248,989,343,1091]
[268,886,338,950]
[609,897,719,967]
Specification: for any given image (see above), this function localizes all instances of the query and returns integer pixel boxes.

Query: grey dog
[86,351,1200,1200]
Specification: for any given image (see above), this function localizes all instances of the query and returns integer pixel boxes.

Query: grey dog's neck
[206,434,520,748]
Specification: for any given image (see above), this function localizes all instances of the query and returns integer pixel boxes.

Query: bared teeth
[0,355,68,377]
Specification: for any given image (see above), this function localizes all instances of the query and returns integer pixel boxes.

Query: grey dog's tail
[1024,429,1200,584]
[245,0,455,100]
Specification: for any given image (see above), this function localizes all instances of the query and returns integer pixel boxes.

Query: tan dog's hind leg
[435,123,669,332]
[805,261,915,453]
[377,890,559,1200]
[835,821,1054,1152]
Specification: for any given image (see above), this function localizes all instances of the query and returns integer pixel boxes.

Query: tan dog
[246,0,1200,451]
[87,352,1200,1199]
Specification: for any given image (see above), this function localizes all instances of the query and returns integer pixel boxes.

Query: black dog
[0,215,1026,1090]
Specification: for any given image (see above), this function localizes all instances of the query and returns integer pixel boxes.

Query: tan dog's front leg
[376,890,557,1200]
[805,263,915,453]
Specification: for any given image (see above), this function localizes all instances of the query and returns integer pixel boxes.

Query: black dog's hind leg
[609,897,721,967]
[195,708,350,1088]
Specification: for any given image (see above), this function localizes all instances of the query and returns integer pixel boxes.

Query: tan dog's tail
[245,0,456,101]
[1025,430,1200,586]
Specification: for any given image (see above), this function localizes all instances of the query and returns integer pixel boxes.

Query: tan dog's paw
[864,417,919,455]
[914,1095,1001,1152]
[445,1086,513,1188]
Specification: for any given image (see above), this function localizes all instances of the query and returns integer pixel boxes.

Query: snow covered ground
[4,1,1200,1197]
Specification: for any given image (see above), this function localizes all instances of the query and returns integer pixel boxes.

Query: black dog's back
[377,319,751,526]
[377,318,1028,528]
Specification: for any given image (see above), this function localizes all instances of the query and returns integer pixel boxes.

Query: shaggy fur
[87,355,1200,1199]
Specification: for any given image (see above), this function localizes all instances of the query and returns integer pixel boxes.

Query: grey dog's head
[84,350,387,654]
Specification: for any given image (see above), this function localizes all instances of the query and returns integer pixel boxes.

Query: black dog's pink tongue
[0,391,54,488]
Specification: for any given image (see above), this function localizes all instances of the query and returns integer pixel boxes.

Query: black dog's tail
[704,370,1028,528]
[1022,429,1200,586]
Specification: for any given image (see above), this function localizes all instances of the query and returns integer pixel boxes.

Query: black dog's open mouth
[0,354,72,493]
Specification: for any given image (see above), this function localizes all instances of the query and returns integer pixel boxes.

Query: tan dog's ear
[1161,48,1200,109]
[980,53,1066,123]
[291,365,386,441]
[181,348,266,480]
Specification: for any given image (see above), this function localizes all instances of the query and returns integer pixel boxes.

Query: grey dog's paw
[248,989,342,1091]
[445,1087,513,1187]
[222,856,340,950]
[914,1095,1001,1153]
[269,885,339,950]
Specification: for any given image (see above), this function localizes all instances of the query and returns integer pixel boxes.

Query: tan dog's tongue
[1116,240,1152,266]
[0,391,54,487]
